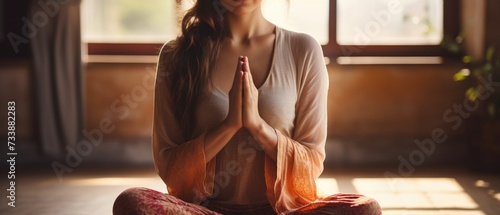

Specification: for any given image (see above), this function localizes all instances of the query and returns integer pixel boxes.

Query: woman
[113,0,381,214]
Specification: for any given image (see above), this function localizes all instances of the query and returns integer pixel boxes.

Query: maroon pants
[113,187,381,215]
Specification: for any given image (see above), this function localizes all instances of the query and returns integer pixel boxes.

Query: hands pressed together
[225,56,264,135]
[212,56,277,160]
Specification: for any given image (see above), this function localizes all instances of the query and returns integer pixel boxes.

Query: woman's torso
[192,27,299,205]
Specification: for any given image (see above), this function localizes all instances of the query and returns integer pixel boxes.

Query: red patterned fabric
[113,188,381,215]
[285,193,382,215]
[113,187,219,215]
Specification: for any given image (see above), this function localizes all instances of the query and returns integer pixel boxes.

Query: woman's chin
[221,0,259,14]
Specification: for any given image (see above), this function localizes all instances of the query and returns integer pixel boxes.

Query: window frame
[88,43,164,55]
[323,0,460,57]
[86,0,460,57]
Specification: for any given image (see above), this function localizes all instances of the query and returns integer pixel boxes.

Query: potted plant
[442,36,500,172]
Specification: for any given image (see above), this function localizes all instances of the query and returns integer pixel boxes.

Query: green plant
[443,36,500,118]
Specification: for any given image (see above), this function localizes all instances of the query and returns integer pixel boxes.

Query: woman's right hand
[201,57,244,160]
[223,56,244,131]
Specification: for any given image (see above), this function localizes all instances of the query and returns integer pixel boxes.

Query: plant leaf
[463,56,473,64]
[486,46,495,63]
[454,72,466,81]
[466,87,478,101]
[454,69,470,81]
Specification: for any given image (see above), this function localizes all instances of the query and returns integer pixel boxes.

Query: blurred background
[1,0,500,214]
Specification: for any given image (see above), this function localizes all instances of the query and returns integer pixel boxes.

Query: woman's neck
[225,7,273,43]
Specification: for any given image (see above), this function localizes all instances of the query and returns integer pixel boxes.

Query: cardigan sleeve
[152,43,216,204]
[264,33,329,213]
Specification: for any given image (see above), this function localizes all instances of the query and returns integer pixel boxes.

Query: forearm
[248,119,278,161]
[203,121,240,162]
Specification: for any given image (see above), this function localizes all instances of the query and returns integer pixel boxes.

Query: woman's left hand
[242,57,264,134]
[241,56,278,160]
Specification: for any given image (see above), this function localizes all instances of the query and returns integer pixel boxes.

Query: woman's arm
[152,47,245,203]
[241,56,278,160]
[155,53,245,164]
[241,35,329,212]
[204,58,245,160]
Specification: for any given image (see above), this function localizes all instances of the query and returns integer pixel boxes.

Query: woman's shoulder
[277,27,324,70]
[157,40,178,72]
[156,40,178,84]
[158,40,177,62]
[278,27,322,53]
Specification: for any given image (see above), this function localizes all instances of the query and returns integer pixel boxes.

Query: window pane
[180,0,330,44]
[262,0,329,45]
[337,0,443,45]
[82,0,176,43]
[82,0,329,44]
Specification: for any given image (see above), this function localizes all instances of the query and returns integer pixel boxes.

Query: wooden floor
[1,166,499,215]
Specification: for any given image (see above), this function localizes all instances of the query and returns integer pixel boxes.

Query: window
[327,0,459,57]
[337,0,443,46]
[82,0,177,43]
[82,0,179,55]
[82,0,458,57]
[262,0,330,45]
[82,0,329,44]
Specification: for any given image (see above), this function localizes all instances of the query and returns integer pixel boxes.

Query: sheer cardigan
[152,27,329,213]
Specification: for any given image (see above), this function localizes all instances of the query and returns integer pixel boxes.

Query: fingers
[243,71,251,97]
[243,56,253,84]
[243,56,251,74]
[231,56,244,91]
[238,71,244,94]
[242,56,256,87]
[234,56,257,98]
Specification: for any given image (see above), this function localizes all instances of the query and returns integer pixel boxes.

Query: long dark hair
[163,0,226,139]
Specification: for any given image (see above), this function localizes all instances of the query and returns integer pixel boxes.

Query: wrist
[248,118,278,160]
[248,118,266,137]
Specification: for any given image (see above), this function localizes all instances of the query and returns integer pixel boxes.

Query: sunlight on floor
[61,176,491,214]
[494,193,500,202]
[69,177,161,186]
[382,210,486,215]
[316,178,339,196]
[357,177,485,214]
[67,177,167,192]
[315,177,486,215]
